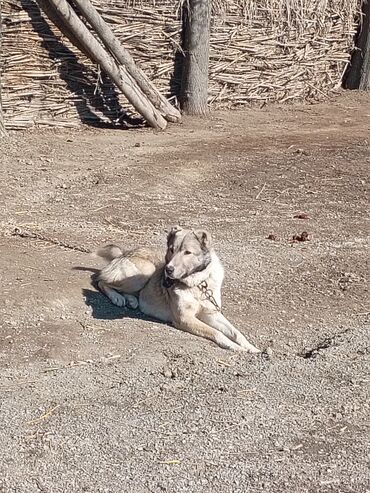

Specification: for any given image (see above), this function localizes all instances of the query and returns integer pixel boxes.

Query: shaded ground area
[0,91,369,493]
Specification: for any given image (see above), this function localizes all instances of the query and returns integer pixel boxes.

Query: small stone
[262,347,273,360]
[294,148,309,155]
[292,231,309,242]
[265,347,273,357]
[162,367,174,379]
[294,212,310,220]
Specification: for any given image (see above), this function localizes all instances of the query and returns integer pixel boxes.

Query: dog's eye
[184,251,192,255]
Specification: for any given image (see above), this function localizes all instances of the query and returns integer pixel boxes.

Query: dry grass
[1,0,360,129]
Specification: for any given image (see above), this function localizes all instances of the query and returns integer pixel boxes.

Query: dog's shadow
[75,267,167,325]
[83,288,129,320]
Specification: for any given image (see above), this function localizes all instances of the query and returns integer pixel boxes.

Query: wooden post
[71,0,181,123]
[180,0,211,115]
[344,0,370,89]
[37,0,167,129]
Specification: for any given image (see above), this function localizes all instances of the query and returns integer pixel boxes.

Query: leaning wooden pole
[37,0,167,129]
[71,0,181,123]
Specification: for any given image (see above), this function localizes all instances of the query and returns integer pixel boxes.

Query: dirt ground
[0,91,369,493]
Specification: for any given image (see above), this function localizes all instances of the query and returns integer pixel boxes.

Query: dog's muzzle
[163,265,175,288]
[162,275,175,288]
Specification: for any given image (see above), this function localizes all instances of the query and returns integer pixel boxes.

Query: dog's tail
[94,244,123,262]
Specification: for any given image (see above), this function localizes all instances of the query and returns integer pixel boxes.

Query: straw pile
[1,0,360,129]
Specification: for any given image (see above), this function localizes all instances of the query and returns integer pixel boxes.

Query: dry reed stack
[1,0,360,130]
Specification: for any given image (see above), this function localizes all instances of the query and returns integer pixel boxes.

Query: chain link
[198,280,221,312]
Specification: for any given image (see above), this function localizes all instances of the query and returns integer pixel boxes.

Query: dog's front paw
[240,343,261,354]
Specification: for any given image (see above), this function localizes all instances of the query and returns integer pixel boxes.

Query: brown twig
[26,405,60,426]
[255,182,267,200]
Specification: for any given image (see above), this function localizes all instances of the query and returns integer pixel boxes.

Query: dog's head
[163,226,212,287]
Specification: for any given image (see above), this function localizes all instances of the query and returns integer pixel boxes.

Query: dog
[93,226,260,352]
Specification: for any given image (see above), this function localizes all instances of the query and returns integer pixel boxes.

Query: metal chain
[11,227,92,254]
[198,280,221,312]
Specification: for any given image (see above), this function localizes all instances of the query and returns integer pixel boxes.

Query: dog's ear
[194,230,212,249]
[167,225,182,245]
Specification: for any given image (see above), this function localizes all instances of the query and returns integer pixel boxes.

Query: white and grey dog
[94,226,260,352]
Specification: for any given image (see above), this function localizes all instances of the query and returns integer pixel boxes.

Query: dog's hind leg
[125,294,139,310]
[198,312,260,353]
[97,280,127,307]
[95,254,157,309]
[97,281,138,309]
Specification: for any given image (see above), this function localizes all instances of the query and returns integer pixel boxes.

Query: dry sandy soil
[0,92,369,493]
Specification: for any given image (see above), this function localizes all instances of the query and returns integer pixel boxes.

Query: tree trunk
[180,0,211,115]
[71,0,181,123]
[37,0,167,129]
[344,0,370,89]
